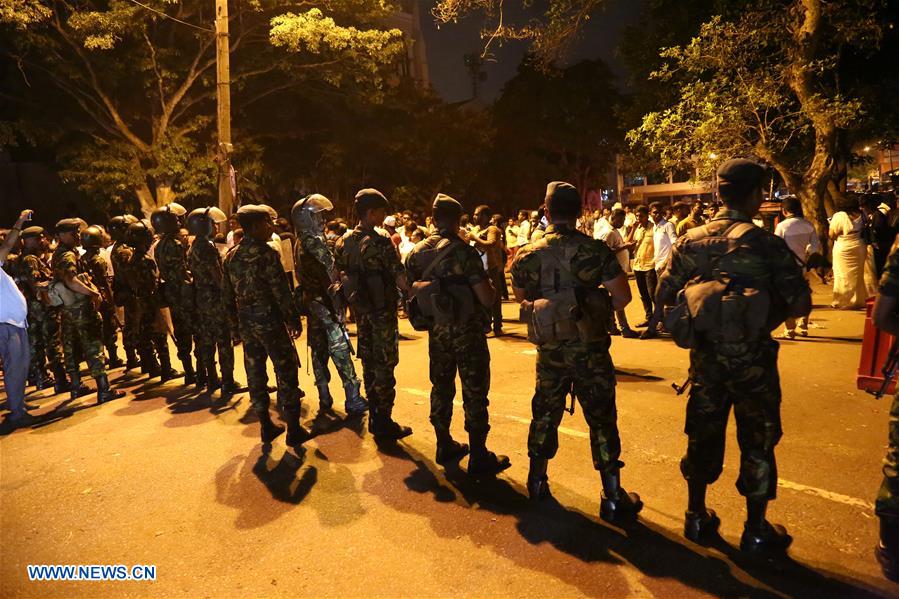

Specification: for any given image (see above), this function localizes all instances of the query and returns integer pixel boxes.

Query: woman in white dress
[830,197,870,309]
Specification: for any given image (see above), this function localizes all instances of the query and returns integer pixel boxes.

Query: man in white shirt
[774,196,820,338]
[598,209,638,337]
[1,210,35,426]
[640,202,678,339]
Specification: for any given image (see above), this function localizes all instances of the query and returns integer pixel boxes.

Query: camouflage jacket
[122,250,161,304]
[83,249,113,302]
[510,224,622,301]
[659,208,810,332]
[334,226,404,310]
[110,241,134,296]
[295,231,336,303]
[155,234,192,288]
[51,244,83,282]
[188,238,225,303]
[879,238,899,297]
[223,237,298,327]
[16,250,53,301]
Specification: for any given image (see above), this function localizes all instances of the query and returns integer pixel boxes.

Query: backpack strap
[536,238,578,296]
[420,237,459,281]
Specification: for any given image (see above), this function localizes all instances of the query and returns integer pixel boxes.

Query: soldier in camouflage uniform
[152,206,197,384]
[511,182,642,523]
[187,207,241,398]
[292,194,367,417]
[51,219,124,403]
[108,215,140,370]
[655,159,811,553]
[870,242,899,582]
[405,194,510,477]
[335,189,412,442]
[123,222,180,381]
[15,226,68,391]
[80,226,123,369]
[223,205,309,447]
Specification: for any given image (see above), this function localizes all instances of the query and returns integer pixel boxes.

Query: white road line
[399,387,876,512]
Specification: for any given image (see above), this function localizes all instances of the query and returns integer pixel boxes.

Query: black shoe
[286,420,312,448]
[684,509,720,544]
[740,521,792,554]
[599,469,643,523]
[636,320,651,328]
[620,328,640,339]
[220,379,237,399]
[35,371,55,390]
[435,438,470,465]
[344,390,368,417]
[107,356,125,369]
[259,414,285,444]
[876,543,899,582]
[207,373,222,393]
[468,451,511,479]
[317,384,333,413]
[184,371,197,386]
[96,375,125,404]
[372,419,413,443]
[527,458,551,501]
[159,368,183,382]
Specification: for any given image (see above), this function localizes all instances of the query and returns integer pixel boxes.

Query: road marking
[399,386,876,512]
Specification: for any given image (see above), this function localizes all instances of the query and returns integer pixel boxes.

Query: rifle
[672,375,692,395]
[567,382,576,416]
[868,338,899,400]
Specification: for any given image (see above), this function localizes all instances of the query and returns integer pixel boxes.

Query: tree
[627,0,895,239]
[488,58,622,207]
[0,0,404,214]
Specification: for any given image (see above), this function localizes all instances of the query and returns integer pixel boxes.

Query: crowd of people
[0,158,896,580]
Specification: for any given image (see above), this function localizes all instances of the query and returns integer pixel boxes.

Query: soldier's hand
[90,292,102,310]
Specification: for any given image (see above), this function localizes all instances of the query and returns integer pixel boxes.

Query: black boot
[435,430,469,465]
[599,468,643,523]
[52,366,71,394]
[35,369,56,390]
[206,369,221,393]
[467,432,511,478]
[259,411,285,444]
[876,517,899,582]
[317,383,334,413]
[220,371,239,399]
[369,404,413,442]
[740,498,792,554]
[286,416,312,448]
[182,359,196,386]
[106,346,124,369]
[68,374,94,401]
[344,383,368,417]
[683,481,719,543]
[195,360,208,391]
[527,457,551,501]
[141,351,161,379]
[158,351,182,382]
[96,374,125,404]
[125,349,140,371]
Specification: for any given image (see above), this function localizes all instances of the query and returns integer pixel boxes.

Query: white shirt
[517,221,531,246]
[593,217,610,240]
[598,228,630,273]
[0,261,28,328]
[652,218,677,270]
[775,216,821,265]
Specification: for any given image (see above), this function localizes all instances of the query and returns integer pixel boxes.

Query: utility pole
[215,0,234,214]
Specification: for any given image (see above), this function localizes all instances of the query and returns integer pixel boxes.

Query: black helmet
[80,225,104,249]
[126,222,154,251]
[150,208,179,235]
[187,207,227,238]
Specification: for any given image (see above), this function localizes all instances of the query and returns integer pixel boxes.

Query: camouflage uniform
[405,233,492,437]
[155,234,196,374]
[82,247,120,364]
[335,227,404,419]
[223,237,303,417]
[876,247,899,520]
[123,245,172,373]
[51,244,107,380]
[15,250,65,380]
[188,236,234,383]
[111,241,139,362]
[295,229,361,403]
[510,224,624,471]
[658,208,810,499]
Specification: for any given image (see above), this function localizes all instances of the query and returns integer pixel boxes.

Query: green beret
[717,159,766,189]
[354,188,388,215]
[236,204,270,217]
[20,226,44,239]
[432,193,463,218]
[55,218,87,234]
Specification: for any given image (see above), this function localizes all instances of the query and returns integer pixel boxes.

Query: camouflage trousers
[238,309,302,417]
[307,300,359,391]
[681,339,782,499]
[166,288,197,368]
[98,302,119,359]
[357,310,399,415]
[876,393,899,519]
[528,338,622,471]
[428,323,491,436]
[60,301,106,378]
[120,296,140,355]
[26,301,64,375]
[194,296,234,379]
[133,299,171,367]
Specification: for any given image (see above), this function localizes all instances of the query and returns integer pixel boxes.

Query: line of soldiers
[5,159,895,576]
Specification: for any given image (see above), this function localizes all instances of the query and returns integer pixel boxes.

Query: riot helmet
[291,194,333,235]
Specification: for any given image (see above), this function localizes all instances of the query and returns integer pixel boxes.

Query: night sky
[419,0,646,103]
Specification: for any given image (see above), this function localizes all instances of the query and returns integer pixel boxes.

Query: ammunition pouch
[47,276,90,308]
[409,278,475,329]
[341,270,387,316]
[521,287,610,345]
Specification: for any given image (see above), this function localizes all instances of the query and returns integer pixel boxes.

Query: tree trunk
[796,186,830,259]
[135,183,157,218]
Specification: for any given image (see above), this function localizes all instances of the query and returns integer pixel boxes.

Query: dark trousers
[488,267,505,332]
[634,269,657,322]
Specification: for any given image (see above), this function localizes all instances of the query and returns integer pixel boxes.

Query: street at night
[1,281,895,598]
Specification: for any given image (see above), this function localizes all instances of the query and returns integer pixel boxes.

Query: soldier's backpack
[339,232,389,316]
[663,221,770,350]
[407,238,475,331]
[518,238,611,345]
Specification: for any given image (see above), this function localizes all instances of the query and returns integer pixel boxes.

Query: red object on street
[857,297,897,394]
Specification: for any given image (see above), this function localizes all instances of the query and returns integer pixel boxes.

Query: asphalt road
[1,280,897,598]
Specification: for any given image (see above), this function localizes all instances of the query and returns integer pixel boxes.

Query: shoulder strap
[537,237,578,295]
[420,238,458,281]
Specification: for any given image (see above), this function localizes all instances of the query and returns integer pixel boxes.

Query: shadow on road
[361,444,890,599]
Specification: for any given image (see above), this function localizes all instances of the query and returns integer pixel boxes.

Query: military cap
[716,158,767,190]
[354,188,389,215]
[20,226,44,239]
[236,204,273,229]
[544,181,582,218]
[432,193,463,219]
[55,218,87,234]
